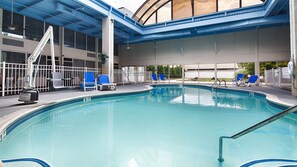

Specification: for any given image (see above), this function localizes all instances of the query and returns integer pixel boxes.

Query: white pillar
[60,27,64,66]
[290,0,297,96]
[255,29,260,77]
[102,16,114,82]
[0,9,3,48]
[95,38,99,69]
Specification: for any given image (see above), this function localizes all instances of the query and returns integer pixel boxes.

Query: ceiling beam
[18,0,46,12]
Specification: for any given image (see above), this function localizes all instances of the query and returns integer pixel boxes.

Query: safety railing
[218,105,297,162]
[0,62,152,96]
[265,67,291,89]
[114,69,152,85]
[0,62,100,96]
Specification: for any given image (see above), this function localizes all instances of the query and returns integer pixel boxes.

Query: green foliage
[260,61,288,76]
[238,63,255,77]
[99,53,109,64]
[147,65,156,73]
[147,65,182,78]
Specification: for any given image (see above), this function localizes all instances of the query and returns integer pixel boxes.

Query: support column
[60,27,64,66]
[95,38,99,69]
[290,0,297,96]
[102,16,114,82]
[0,9,3,50]
[255,29,260,77]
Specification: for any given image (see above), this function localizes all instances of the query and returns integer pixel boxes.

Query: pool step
[1,158,50,167]
[241,159,297,167]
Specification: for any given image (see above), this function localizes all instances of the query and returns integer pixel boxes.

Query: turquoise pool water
[0,86,296,167]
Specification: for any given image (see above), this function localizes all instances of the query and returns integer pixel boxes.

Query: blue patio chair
[244,75,258,87]
[152,73,158,83]
[159,74,166,82]
[80,72,97,91]
[98,74,116,91]
[233,73,244,86]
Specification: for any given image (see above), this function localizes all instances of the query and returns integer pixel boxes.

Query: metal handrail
[218,105,297,162]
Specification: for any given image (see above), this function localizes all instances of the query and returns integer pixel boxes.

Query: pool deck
[0,83,296,138]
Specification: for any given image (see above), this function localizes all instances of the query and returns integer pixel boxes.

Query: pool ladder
[218,105,297,162]
[211,79,227,89]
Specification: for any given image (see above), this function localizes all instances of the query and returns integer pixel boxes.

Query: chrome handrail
[218,105,297,162]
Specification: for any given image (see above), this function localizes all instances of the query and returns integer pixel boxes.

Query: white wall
[119,26,290,66]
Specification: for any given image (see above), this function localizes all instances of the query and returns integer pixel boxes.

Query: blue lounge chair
[152,73,158,83]
[159,74,166,82]
[244,75,258,87]
[233,73,244,86]
[80,72,97,91]
[98,74,116,91]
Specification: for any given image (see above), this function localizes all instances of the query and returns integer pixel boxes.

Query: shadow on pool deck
[0,83,296,119]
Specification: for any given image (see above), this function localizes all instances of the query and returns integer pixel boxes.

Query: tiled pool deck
[0,83,296,136]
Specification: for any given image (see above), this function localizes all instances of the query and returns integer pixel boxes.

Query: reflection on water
[150,86,261,111]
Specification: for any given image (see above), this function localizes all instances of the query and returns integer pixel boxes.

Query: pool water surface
[0,86,296,167]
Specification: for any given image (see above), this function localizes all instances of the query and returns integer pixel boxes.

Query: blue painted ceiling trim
[129,14,289,43]
[0,0,289,44]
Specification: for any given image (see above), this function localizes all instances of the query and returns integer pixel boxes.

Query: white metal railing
[0,62,152,96]
[265,67,291,89]
[0,62,101,97]
[114,69,152,85]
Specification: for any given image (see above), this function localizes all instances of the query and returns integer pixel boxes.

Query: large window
[86,61,95,68]
[173,0,193,20]
[2,10,24,37]
[25,17,44,41]
[64,28,74,48]
[87,36,95,52]
[1,51,26,64]
[194,0,217,16]
[242,0,263,7]
[218,0,240,11]
[157,2,172,23]
[98,39,102,53]
[76,32,86,50]
[45,23,59,44]
[73,59,84,67]
[145,13,156,25]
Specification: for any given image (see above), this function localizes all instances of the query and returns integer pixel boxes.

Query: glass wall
[76,32,86,50]
[242,0,263,7]
[64,28,74,48]
[173,0,192,20]
[25,17,44,41]
[137,0,264,25]
[1,51,26,64]
[218,0,240,11]
[157,2,172,23]
[194,0,216,16]
[2,10,24,37]
[86,61,95,68]
[87,35,95,52]
[145,13,156,25]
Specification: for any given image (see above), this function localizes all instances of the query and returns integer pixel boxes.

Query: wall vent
[87,53,96,58]
[3,38,24,47]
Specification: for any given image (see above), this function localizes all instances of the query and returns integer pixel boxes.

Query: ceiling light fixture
[8,0,16,31]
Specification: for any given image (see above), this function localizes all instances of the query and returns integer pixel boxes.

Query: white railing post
[278,67,282,88]
[2,62,5,97]
[264,70,267,85]
[272,68,275,86]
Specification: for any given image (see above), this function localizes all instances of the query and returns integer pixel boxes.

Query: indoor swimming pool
[0,85,296,167]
